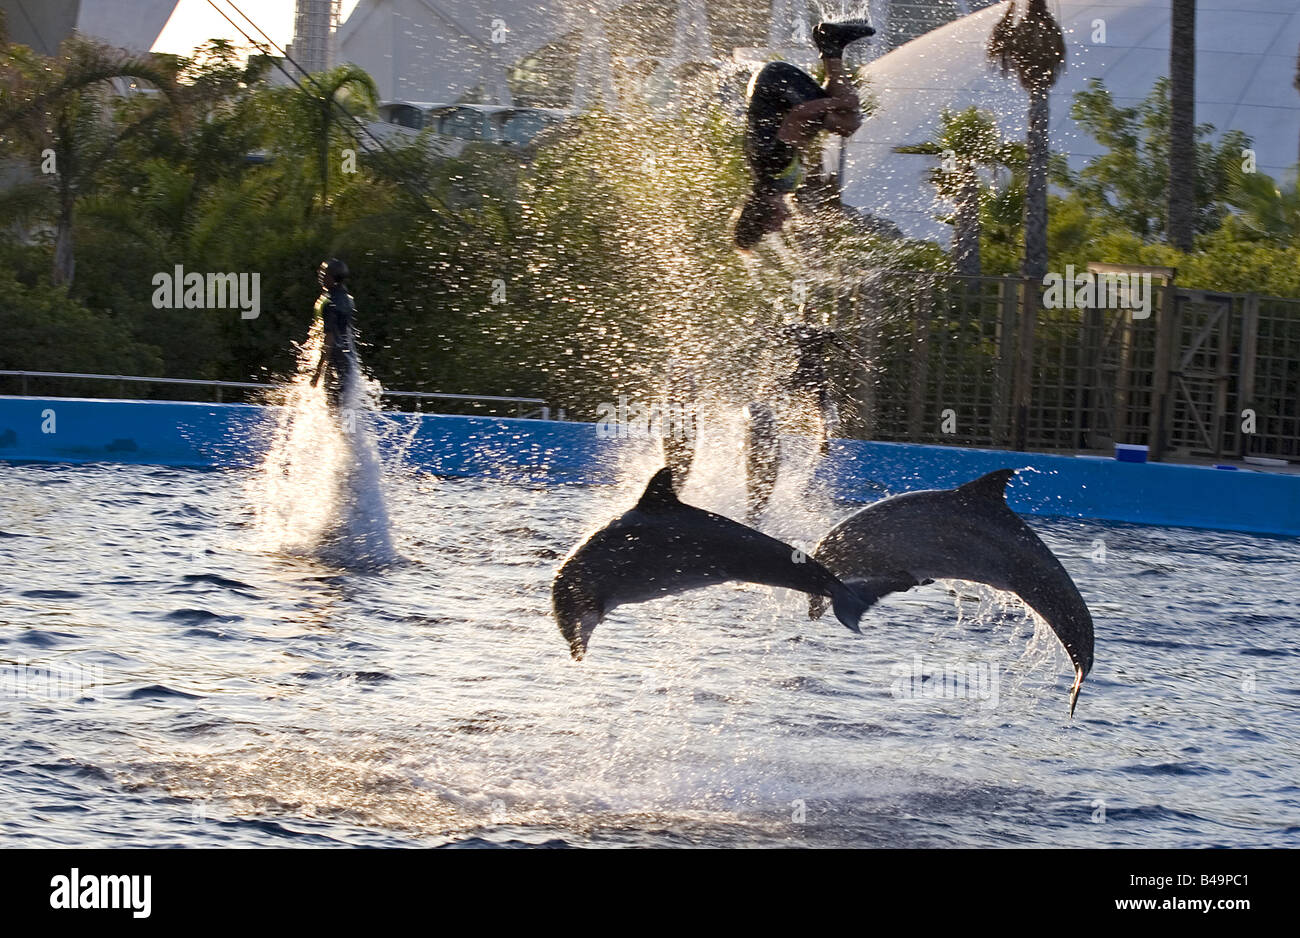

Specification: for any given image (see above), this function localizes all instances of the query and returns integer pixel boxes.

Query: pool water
[1,457,1298,847]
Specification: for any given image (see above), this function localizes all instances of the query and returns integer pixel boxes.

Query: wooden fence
[820,272,1300,461]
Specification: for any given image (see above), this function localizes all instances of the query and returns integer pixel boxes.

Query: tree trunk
[1022,85,1050,279]
[53,184,75,286]
[953,171,981,276]
[320,97,330,206]
[1168,0,1196,251]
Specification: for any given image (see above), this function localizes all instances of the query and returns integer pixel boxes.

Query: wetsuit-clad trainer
[734,20,875,249]
[311,257,357,407]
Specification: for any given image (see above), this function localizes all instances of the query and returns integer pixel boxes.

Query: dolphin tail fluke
[826,575,920,633]
[812,573,922,623]
[828,580,868,633]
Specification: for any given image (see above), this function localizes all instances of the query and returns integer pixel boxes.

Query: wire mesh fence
[829,272,1300,461]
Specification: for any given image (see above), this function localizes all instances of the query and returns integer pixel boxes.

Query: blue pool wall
[2,395,1297,537]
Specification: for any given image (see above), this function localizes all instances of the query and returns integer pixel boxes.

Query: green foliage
[1063,77,1248,240]
[1221,167,1300,244]
[4,30,1300,415]
[0,264,161,376]
[895,106,1024,201]
[979,75,1300,294]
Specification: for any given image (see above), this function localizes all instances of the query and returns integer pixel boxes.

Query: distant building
[290,0,341,77]
[372,101,570,154]
[0,0,178,55]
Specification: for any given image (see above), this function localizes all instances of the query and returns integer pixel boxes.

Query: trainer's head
[734,192,790,250]
[317,257,348,289]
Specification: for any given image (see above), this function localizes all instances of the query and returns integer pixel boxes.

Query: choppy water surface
[1,451,1298,847]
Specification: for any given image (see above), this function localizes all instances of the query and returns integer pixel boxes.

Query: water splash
[249,323,399,569]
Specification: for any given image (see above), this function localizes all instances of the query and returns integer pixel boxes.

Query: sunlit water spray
[249,322,398,569]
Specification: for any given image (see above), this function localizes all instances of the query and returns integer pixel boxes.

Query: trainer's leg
[812,20,876,60]
[823,57,857,103]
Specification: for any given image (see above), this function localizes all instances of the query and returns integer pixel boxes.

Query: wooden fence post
[1236,294,1260,457]
[1113,310,1135,444]
[1012,277,1036,452]
[1148,284,1179,461]
[907,279,931,441]
[995,278,1017,447]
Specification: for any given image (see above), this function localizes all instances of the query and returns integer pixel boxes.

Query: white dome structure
[841,0,1300,242]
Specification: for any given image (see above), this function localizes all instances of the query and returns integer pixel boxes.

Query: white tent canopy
[841,0,1300,243]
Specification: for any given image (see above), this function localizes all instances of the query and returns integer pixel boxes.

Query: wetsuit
[784,323,833,397]
[315,284,357,406]
[784,321,843,454]
[744,62,831,196]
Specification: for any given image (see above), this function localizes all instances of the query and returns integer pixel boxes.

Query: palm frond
[987,1,1018,76]
[986,0,1066,93]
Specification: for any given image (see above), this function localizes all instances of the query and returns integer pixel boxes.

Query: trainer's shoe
[813,20,876,58]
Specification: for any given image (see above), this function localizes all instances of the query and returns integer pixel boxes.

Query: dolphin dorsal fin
[636,467,680,511]
[957,468,1015,503]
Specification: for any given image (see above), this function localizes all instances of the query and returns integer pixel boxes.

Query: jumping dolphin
[807,469,1095,715]
[553,467,870,659]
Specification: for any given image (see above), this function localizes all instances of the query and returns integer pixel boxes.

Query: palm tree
[1225,167,1300,243]
[1,37,178,285]
[894,107,1025,275]
[1168,0,1196,251]
[987,0,1065,279]
[1295,41,1300,164]
[295,64,379,208]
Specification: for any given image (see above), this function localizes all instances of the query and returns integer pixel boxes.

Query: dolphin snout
[565,610,600,661]
[554,577,600,660]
